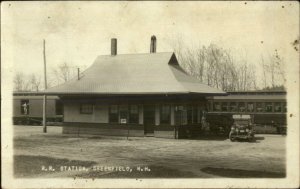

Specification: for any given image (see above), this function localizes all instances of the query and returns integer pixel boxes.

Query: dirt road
[13,126,286,178]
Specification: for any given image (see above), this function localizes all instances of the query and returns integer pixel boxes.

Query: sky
[2,1,299,87]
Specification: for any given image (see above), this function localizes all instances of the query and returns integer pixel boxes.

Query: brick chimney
[150,35,156,53]
[111,38,117,56]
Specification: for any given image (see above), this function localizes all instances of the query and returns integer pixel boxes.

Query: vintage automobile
[229,115,255,142]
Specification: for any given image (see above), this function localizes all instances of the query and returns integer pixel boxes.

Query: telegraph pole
[43,39,47,133]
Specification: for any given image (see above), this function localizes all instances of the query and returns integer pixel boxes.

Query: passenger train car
[206,91,287,134]
[13,93,63,125]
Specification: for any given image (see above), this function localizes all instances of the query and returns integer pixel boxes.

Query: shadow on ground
[255,136,265,141]
[77,165,197,178]
[14,155,97,178]
[189,135,228,141]
[201,167,285,178]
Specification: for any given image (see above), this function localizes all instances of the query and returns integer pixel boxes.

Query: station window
[160,105,171,124]
[229,102,237,112]
[274,102,282,112]
[55,100,63,115]
[187,106,192,123]
[109,105,119,123]
[20,99,30,115]
[265,102,273,112]
[238,102,246,112]
[174,105,187,125]
[213,102,221,111]
[256,102,264,112]
[187,105,198,124]
[247,102,254,112]
[80,104,93,114]
[193,106,198,123]
[221,102,228,111]
[129,105,139,124]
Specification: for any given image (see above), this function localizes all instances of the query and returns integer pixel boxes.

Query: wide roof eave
[14,91,226,96]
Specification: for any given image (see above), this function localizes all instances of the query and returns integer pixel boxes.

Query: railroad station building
[40,37,226,138]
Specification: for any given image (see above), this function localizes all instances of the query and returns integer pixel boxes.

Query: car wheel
[229,132,235,142]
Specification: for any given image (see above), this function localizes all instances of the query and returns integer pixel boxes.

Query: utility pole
[43,39,47,133]
[77,68,80,80]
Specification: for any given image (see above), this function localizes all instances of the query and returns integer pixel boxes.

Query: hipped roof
[42,52,226,96]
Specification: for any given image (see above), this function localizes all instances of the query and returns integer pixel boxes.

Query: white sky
[2,1,299,85]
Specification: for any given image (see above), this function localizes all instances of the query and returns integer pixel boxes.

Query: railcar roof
[12,95,59,100]
[209,94,286,100]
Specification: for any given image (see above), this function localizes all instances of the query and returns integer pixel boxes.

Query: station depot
[37,36,226,139]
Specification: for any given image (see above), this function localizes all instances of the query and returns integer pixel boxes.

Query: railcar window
[206,101,212,112]
[282,102,287,112]
[238,102,246,112]
[129,105,139,124]
[20,100,30,115]
[221,102,228,111]
[247,102,254,112]
[229,102,237,112]
[274,102,282,112]
[160,105,171,124]
[256,102,264,112]
[213,102,221,111]
[209,102,213,112]
[109,105,119,123]
[265,102,273,112]
[80,104,93,114]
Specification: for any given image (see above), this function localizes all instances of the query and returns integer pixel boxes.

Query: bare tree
[29,74,41,91]
[260,55,268,89]
[13,72,30,91]
[52,62,71,83]
[13,62,87,91]
[195,46,206,82]
[171,37,257,92]
[51,62,78,85]
[260,49,286,89]
[14,72,25,91]
[272,50,286,86]
[238,61,256,91]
